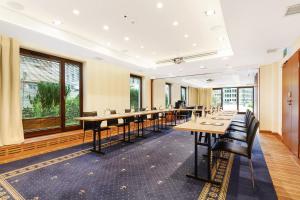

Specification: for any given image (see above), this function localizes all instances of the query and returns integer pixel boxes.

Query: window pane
[181,87,186,101]
[238,88,254,112]
[212,89,222,107]
[165,84,171,108]
[20,55,61,132]
[130,76,141,109]
[222,88,237,111]
[65,63,81,126]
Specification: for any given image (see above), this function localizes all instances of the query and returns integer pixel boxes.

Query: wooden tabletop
[174,113,235,134]
[75,108,203,122]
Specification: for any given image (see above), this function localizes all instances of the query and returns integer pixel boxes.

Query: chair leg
[248,158,255,189]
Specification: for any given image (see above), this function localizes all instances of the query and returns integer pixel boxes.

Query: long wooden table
[75,108,202,154]
[174,112,235,184]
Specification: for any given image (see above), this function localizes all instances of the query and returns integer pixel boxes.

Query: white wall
[259,36,300,135]
[152,79,189,108]
[83,59,131,114]
[259,63,281,133]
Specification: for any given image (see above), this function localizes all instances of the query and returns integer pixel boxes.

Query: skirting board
[260,130,282,141]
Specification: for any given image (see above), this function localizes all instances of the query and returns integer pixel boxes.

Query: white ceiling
[0,0,300,87]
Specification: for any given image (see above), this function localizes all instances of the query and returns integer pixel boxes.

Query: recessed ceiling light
[156,2,163,9]
[192,43,197,47]
[135,55,140,58]
[199,66,205,69]
[205,10,216,16]
[140,45,144,49]
[184,34,189,38]
[172,21,179,26]
[107,42,111,46]
[72,9,80,15]
[124,36,130,41]
[52,20,62,25]
[103,25,109,31]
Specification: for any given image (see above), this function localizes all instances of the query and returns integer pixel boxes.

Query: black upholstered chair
[124,109,135,141]
[212,118,260,188]
[221,114,255,143]
[231,110,251,126]
[134,108,147,136]
[159,111,167,129]
[148,107,159,131]
[229,112,254,133]
[106,110,128,144]
[82,111,110,143]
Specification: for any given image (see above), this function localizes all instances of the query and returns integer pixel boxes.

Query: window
[222,87,237,111]
[165,83,171,108]
[211,86,254,113]
[130,75,142,110]
[238,87,254,112]
[212,89,222,107]
[181,86,187,102]
[20,49,82,137]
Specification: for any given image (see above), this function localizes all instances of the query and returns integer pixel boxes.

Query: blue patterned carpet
[0,128,277,200]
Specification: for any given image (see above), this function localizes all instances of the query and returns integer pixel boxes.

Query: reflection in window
[20,55,61,131]
[65,63,81,126]
[130,75,142,110]
[165,83,171,108]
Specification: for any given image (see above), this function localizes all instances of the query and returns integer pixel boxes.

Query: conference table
[75,108,202,154]
[174,111,235,184]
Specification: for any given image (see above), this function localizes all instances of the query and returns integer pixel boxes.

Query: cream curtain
[0,35,24,146]
[197,88,213,107]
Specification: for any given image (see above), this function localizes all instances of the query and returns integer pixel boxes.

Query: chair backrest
[246,113,255,127]
[246,118,260,158]
[125,109,131,113]
[83,111,99,131]
[124,109,135,123]
[107,110,119,126]
[151,107,159,118]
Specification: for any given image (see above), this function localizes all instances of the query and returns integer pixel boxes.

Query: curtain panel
[0,35,24,146]
[197,88,213,107]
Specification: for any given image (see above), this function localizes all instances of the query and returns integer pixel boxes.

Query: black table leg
[186,131,199,178]
[186,132,220,185]
[123,123,126,142]
[91,128,105,155]
[93,129,96,151]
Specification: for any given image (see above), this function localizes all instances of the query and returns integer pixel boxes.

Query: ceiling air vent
[206,78,213,82]
[156,50,218,65]
[285,4,300,16]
